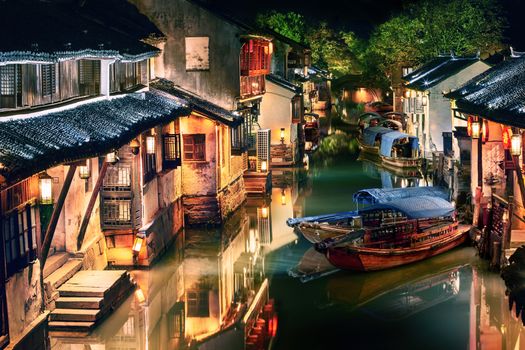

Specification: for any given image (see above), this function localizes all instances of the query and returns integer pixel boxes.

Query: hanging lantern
[106,151,118,164]
[132,233,145,254]
[146,135,156,155]
[502,127,512,149]
[130,138,140,155]
[481,120,489,143]
[268,42,273,55]
[39,172,53,204]
[471,120,480,139]
[260,160,268,172]
[280,128,285,144]
[78,160,91,180]
[421,95,428,106]
[467,116,473,137]
[281,190,286,205]
[511,133,522,156]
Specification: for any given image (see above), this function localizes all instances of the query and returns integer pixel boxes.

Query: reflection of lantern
[502,210,509,224]
[39,172,53,204]
[146,135,155,154]
[502,127,512,149]
[467,116,473,137]
[260,160,268,172]
[481,120,489,143]
[471,120,480,139]
[261,207,268,219]
[280,128,285,144]
[281,190,286,205]
[268,314,278,337]
[132,234,145,254]
[421,95,428,106]
[79,160,90,179]
[135,288,146,303]
[511,133,522,156]
[106,151,118,164]
[130,139,140,155]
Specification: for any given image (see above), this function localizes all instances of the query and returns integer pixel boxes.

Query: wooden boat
[325,197,470,271]
[379,131,422,169]
[304,113,320,152]
[288,247,339,283]
[357,126,393,156]
[358,112,383,132]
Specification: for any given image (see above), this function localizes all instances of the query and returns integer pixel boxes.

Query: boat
[304,112,320,152]
[357,112,383,132]
[379,131,422,169]
[382,112,408,131]
[287,189,451,247]
[325,196,471,271]
[288,247,339,283]
[357,126,394,156]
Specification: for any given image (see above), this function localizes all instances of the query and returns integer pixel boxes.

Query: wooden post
[501,195,514,268]
[76,161,109,251]
[477,138,483,187]
[512,155,525,208]
[40,164,77,268]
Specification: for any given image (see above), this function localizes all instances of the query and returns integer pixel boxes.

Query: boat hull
[380,155,422,169]
[357,137,379,156]
[326,225,470,272]
[297,223,356,244]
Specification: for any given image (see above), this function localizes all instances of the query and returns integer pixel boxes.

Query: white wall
[259,79,297,145]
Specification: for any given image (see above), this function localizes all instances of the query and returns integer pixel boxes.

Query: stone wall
[218,176,246,220]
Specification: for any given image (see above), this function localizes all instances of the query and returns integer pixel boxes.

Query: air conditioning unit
[256,129,271,172]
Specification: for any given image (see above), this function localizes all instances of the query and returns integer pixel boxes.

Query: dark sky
[211,0,525,47]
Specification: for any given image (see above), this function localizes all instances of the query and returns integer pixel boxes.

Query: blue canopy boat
[353,186,449,205]
[357,126,394,155]
[379,131,422,169]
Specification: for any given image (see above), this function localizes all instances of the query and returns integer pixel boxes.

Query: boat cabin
[353,186,449,205]
[358,113,383,131]
[380,132,419,159]
[362,126,394,147]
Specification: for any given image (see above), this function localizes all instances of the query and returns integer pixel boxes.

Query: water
[49,110,524,350]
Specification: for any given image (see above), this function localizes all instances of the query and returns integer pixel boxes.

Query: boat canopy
[286,211,358,227]
[361,195,454,219]
[353,186,449,205]
[380,131,419,157]
[362,126,394,146]
[358,112,382,123]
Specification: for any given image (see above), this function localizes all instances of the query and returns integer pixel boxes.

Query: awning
[380,131,419,157]
[362,126,393,146]
[353,186,449,205]
[361,196,454,219]
[0,91,191,185]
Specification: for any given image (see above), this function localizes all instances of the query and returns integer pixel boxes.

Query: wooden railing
[0,175,39,214]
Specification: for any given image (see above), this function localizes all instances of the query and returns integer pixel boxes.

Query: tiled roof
[0,91,190,184]
[445,56,525,127]
[0,1,160,64]
[151,80,244,127]
[403,55,480,90]
[266,74,302,94]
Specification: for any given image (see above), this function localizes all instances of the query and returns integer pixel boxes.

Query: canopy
[380,131,419,157]
[358,112,382,123]
[362,126,394,146]
[353,186,449,205]
[286,211,359,227]
[360,196,454,219]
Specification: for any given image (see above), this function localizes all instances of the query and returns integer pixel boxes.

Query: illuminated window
[101,199,132,227]
[187,290,209,317]
[183,134,206,161]
[163,134,181,169]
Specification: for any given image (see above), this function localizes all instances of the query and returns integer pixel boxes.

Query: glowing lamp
[502,127,512,149]
[78,160,90,180]
[260,160,268,172]
[471,120,480,139]
[481,120,489,143]
[502,210,509,224]
[146,135,156,155]
[130,138,140,155]
[280,128,285,144]
[421,95,428,106]
[268,42,274,55]
[405,90,410,98]
[135,288,146,303]
[467,116,473,137]
[281,190,286,205]
[261,207,268,219]
[39,172,53,204]
[106,151,118,164]
[511,133,522,156]
[132,233,145,254]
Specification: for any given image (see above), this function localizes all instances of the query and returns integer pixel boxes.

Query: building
[402,54,490,157]
[446,54,525,267]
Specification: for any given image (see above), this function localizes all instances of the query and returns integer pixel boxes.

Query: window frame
[142,134,157,183]
[41,64,56,97]
[183,134,206,162]
[162,134,182,169]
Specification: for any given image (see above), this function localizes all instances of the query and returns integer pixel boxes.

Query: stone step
[43,252,70,279]
[56,297,104,310]
[58,270,130,297]
[48,321,95,333]
[50,308,101,322]
[44,259,83,293]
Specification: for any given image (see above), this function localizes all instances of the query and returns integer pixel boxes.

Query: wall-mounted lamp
[260,160,268,172]
[39,172,53,204]
[511,133,522,156]
[280,128,285,144]
[146,135,156,155]
[79,160,91,180]
[106,151,119,164]
[130,138,140,155]
[281,190,286,205]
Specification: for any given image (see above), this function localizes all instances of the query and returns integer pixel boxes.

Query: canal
[49,109,522,350]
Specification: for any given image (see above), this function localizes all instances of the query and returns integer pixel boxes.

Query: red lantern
[502,127,512,149]
[481,120,489,143]
[467,116,473,137]
[267,314,278,338]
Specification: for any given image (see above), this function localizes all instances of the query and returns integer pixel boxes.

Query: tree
[256,11,306,44]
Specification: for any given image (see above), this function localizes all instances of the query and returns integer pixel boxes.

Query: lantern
[268,42,274,55]
[281,190,286,205]
[502,127,512,149]
[421,95,428,106]
[39,172,53,204]
[79,160,91,180]
[260,160,268,172]
[261,207,268,219]
[146,135,156,155]
[135,288,146,303]
[471,120,480,139]
[481,120,489,143]
[511,133,522,156]
[280,128,285,144]
[132,233,145,254]
[405,90,410,98]
[130,138,140,155]
[467,116,473,137]
[106,151,118,164]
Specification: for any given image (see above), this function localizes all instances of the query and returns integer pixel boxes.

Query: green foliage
[368,0,505,76]
[256,11,306,44]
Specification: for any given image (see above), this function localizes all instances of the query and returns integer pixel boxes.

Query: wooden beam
[76,161,109,251]
[41,164,77,269]
[512,155,525,209]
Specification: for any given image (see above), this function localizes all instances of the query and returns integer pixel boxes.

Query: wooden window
[240,39,271,76]
[292,96,302,123]
[79,60,100,96]
[187,290,209,317]
[142,134,157,183]
[168,303,185,339]
[41,64,56,97]
[231,122,248,155]
[183,134,206,161]
[0,65,15,95]
[101,199,132,227]
[163,134,181,169]
[0,65,21,109]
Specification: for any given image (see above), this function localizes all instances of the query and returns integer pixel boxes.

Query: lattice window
[183,134,206,161]
[0,65,15,95]
[187,290,209,317]
[41,64,56,97]
[292,96,302,123]
[103,165,131,191]
[168,303,185,339]
[101,199,132,226]
[256,129,271,171]
[163,134,181,169]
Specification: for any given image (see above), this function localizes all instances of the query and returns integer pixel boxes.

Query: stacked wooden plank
[244,171,271,195]
[48,270,135,337]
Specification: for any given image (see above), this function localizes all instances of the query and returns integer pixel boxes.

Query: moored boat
[357,126,394,156]
[304,112,320,152]
[379,131,422,169]
[324,196,470,271]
